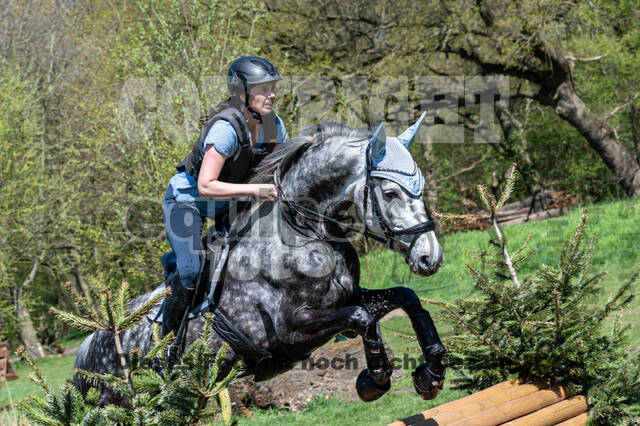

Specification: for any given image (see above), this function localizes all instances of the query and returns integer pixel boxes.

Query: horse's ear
[370,122,386,161]
[397,111,427,149]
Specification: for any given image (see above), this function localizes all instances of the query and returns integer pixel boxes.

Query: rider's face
[246,82,276,116]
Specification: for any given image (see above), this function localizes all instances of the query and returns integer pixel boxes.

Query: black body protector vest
[176,107,278,184]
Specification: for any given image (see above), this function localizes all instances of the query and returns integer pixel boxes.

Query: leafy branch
[50,281,167,397]
[18,281,239,425]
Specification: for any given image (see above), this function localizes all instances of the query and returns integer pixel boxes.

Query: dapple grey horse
[75,116,446,405]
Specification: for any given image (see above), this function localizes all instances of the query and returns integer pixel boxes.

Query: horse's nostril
[420,255,430,268]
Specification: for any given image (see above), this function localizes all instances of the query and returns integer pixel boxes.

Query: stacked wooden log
[443,190,576,233]
[494,190,575,227]
[389,380,588,426]
[0,340,18,381]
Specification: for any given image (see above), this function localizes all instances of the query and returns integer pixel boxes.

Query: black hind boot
[162,272,194,361]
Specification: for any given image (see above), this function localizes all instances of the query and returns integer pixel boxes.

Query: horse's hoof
[412,362,445,400]
[356,368,391,402]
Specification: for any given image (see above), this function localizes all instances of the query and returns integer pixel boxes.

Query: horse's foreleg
[354,322,393,402]
[356,287,445,400]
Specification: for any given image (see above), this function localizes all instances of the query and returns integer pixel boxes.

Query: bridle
[362,142,436,255]
[274,139,436,255]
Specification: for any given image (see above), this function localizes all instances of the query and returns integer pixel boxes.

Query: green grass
[362,199,640,341]
[3,200,638,424]
[56,330,90,348]
[241,199,640,424]
[235,385,471,426]
[0,354,76,409]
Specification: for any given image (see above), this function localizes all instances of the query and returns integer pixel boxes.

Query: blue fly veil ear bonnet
[369,112,427,196]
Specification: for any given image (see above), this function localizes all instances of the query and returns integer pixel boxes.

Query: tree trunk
[494,100,543,195]
[551,80,640,196]
[17,258,45,359]
[16,288,45,359]
[444,38,640,197]
[58,281,70,335]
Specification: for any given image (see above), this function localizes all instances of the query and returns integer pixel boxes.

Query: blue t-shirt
[166,113,287,217]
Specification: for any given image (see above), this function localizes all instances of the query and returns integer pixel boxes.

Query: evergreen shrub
[431,165,640,425]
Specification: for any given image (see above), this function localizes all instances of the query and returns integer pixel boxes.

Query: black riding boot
[161,272,195,340]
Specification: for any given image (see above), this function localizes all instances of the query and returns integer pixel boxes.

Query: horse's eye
[384,190,399,199]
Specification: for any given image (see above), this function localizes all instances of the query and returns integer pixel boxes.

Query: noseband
[274,140,435,250]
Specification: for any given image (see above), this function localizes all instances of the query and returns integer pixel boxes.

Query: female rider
[162,56,287,339]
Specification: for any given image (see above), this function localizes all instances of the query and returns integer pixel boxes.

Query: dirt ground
[228,336,406,413]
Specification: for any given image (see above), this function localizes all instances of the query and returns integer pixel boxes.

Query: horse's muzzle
[414,253,442,276]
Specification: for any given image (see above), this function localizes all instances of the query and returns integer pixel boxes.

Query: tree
[54,0,263,296]
[19,281,238,425]
[0,0,269,347]
[0,63,50,358]
[0,0,92,356]
[259,0,640,201]
[429,0,640,196]
[432,166,640,425]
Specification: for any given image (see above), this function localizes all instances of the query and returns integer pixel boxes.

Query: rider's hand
[253,184,278,201]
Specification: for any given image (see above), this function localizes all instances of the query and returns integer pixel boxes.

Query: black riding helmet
[227,56,281,122]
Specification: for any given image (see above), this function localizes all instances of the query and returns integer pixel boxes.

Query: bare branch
[421,297,522,365]
[492,216,521,288]
[565,54,607,63]
[605,94,640,121]
[436,152,490,183]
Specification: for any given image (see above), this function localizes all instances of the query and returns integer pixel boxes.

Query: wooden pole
[391,382,590,426]
[388,380,522,426]
[411,383,545,425]
[501,396,588,426]
[554,412,589,426]
[444,385,568,426]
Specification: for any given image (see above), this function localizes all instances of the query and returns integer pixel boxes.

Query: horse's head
[357,114,443,276]
[253,115,443,277]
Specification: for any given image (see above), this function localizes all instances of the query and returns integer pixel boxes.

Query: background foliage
[0,1,638,416]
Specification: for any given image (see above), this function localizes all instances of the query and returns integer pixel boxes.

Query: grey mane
[249,122,373,184]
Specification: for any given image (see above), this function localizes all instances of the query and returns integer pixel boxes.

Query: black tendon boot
[162,272,194,363]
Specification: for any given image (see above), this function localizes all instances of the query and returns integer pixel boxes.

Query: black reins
[274,141,436,250]
[274,167,387,243]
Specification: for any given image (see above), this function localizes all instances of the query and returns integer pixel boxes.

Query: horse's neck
[282,140,365,208]
[231,140,364,241]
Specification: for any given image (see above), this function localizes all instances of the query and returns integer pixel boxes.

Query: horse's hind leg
[356,287,446,400]
[355,323,393,402]
[289,305,375,345]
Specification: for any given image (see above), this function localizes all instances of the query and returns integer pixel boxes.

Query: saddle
[150,228,271,363]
